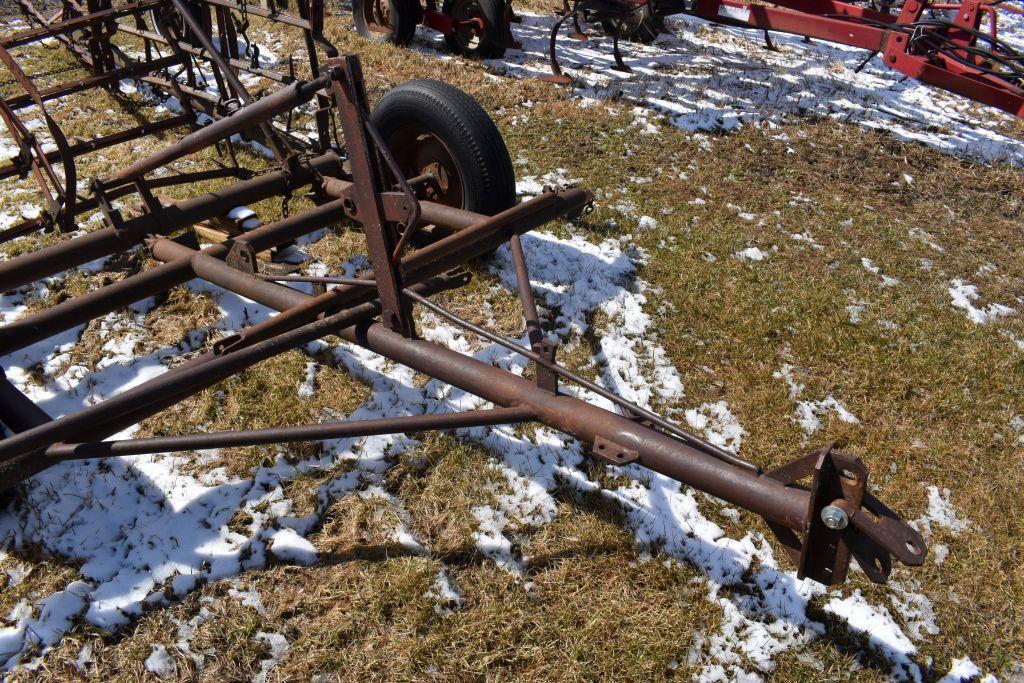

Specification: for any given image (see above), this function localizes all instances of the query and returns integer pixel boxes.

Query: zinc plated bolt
[821,505,849,530]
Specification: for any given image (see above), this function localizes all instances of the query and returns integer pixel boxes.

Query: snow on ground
[948,278,1018,325]
[772,364,860,438]
[0,9,1013,680]
[441,10,1020,165]
[0,219,955,680]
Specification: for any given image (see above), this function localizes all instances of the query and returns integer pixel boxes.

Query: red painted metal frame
[689,0,1024,117]
[545,0,1024,119]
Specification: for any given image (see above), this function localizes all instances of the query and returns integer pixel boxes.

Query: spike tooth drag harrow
[547,0,1024,116]
[0,4,926,586]
[1,0,337,241]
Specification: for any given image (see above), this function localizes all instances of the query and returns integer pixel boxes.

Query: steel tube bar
[46,406,537,458]
[509,234,543,348]
[0,115,191,182]
[147,188,591,355]
[2,55,183,112]
[0,276,459,466]
[0,195,347,355]
[403,289,759,472]
[0,370,51,433]
[340,321,808,529]
[165,0,288,161]
[1,1,167,49]
[113,23,295,84]
[103,74,330,183]
[0,152,341,293]
[0,370,56,489]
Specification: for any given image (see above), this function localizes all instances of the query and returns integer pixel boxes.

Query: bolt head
[821,505,849,530]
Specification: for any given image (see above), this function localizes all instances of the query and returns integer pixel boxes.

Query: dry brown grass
[0,6,1022,682]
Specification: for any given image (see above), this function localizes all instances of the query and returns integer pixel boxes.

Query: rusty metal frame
[0,0,337,242]
[0,35,927,586]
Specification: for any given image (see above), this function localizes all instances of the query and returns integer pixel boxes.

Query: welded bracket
[91,178,126,233]
[592,435,638,466]
[225,240,257,275]
[767,444,927,584]
[325,55,415,338]
[535,338,558,393]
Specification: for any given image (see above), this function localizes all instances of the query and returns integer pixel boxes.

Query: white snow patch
[948,279,1016,325]
[144,644,175,679]
[252,632,288,683]
[268,528,318,565]
[794,397,859,436]
[913,486,971,536]
[736,246,767,261]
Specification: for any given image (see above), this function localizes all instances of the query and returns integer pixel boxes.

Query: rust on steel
[0,5,927,588]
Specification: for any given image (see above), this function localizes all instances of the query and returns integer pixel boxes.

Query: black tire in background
[441,0,508,59]
[600,1,664,44]
[370,80,515,216]
[353,0,420,46]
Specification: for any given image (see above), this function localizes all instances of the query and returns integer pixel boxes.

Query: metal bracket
[592,436,638,466]
[765,444,927,585]
[325,55,415,338]
[91,178,126,233]
[535,338,558,394]
[225,239,257,275]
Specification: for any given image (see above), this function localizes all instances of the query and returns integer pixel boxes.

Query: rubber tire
[151,0,203,43]
[353,0,420,46]
[371,80,515,216]
[441,0,508,59]
[600,1,664,44]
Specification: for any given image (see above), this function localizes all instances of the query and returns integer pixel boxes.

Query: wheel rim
[448,0,486,52]
[387,126,464,209]
[361,0,395,36]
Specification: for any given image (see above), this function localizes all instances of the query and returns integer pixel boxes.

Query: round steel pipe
[322,177,485,232]
[0,190,345,357]
[0,152,341,293]
[46,406,537,458]
[103,75,330,183]
[342,321,811,530]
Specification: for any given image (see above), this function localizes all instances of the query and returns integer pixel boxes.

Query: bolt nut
[821,505,849,530]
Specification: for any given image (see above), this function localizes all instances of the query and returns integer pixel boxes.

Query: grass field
[0,4,1022,681]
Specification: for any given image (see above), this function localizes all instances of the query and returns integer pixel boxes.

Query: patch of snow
[268,528,318,565]
[913,486,971,536]
[426,570,464,617]
[948,279,1016,325]
[736,246,767,261]
[794,397,859,436]
[861,257,900,287]
[144,644,175,679]
[469,12,1024,165]
[825,590,919,680]
[252,632,288,683]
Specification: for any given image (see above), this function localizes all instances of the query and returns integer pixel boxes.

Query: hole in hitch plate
[591,436,638,466]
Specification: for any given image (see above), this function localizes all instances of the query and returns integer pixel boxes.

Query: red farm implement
[356,0,1024,119]
[0,0,927,586]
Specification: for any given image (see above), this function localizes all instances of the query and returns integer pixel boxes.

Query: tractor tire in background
[600,1,664,43]
[442,0,509,59]
[371,79,516,216]
[353,0,421,45]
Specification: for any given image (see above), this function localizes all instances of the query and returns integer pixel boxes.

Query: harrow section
[1,0,335,241]
[547,0,1024,117]
[0,2,927,587]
